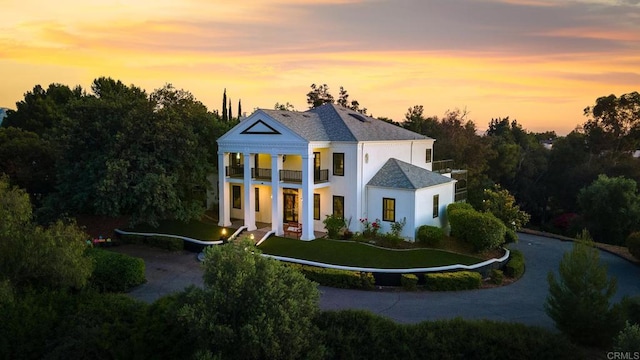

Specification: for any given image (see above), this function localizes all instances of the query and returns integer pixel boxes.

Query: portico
[217,144,328,241]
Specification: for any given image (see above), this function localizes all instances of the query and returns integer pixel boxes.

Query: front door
[284,193,298,222]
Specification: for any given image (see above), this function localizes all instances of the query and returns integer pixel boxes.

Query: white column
[271,154,283,235]
[243,152,256,231]
[218,152,231,227]
[300,151,315,240]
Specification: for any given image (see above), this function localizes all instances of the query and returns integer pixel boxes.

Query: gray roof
[367,158,455,189]
[261,104,428,142]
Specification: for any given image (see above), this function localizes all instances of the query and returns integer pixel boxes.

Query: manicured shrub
[626,232,640,260]
[446,202,475,215]
[147,235,184,251]
[505,228,518,244]
[424,271,482,291]
[416,225,444,246]
[490,269,504,285]
[87,248,146,292]
[286,263,375,290]
[505,249,525,278]
[448,208,506,252]
[401,274,418,291]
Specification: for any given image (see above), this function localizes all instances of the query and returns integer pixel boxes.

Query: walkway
[117,232,640,329]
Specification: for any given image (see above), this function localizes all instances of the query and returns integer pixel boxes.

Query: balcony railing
[280,169,302,183]
[314,169,329,183]
[432,159,455,173]
[227,166,329,183]
[225,166,244,178]
[252,168,272,180]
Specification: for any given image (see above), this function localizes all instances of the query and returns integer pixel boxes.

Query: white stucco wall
[414,182,456,230]
[366,186,416,239]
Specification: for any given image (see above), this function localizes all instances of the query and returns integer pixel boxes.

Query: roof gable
[367,158,454,189]
[217,110,308,145]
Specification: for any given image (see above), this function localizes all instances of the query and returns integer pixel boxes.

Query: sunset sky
[1,0,638,135]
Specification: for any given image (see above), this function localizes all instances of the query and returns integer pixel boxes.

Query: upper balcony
[432,160,468,202]
[226,166,329,184]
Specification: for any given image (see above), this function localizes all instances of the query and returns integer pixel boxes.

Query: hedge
[505,249,525,279]
[490,269,504,285]
[416,225,444,246]
[286,263,375,290]
[87,248,146,292]
[425,271,482,291]
[627,232,640,260]
[315,310,582,360]
[401,274,418,291]
[448,207,506,252]
[119,234,184,251]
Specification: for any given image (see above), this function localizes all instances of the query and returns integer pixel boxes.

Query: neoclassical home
[217,104,464,241]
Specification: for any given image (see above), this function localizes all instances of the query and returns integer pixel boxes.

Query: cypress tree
[222,88,228,122]
[238,99,242,119]
[228,98,232,120]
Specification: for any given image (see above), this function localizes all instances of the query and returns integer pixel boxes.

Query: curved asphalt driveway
[120,233,640,330]
[320,233,640,329]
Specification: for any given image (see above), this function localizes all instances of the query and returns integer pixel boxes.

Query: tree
[2,83,82,136]
[578,174,640,245]
[0,127,56,203]
[237,99,242,118]
[0,177,93,291]
[179,239,323,359]
[228,97,232,120]
[222,88,228,122]
[306,83,334,108]
[545,231,620,347]
[481,185,530,231]
[274,102,295,111]
[583,91,640,154]
[38,79,215,226]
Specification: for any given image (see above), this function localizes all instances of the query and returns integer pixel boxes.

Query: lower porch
[228,218,327,243]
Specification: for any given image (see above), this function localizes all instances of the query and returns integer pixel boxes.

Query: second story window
[333,153,344,176]
[425,149,432,163]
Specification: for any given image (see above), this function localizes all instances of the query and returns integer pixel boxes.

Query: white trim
[261,249,510,274]
[114,229,224,245]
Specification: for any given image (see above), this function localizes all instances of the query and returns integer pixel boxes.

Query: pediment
[217,110,307,147]
[240,119,281,135]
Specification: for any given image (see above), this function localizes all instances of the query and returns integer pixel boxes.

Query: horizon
[1,0,638,136]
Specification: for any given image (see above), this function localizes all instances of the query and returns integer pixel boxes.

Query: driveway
[116,233,640,329]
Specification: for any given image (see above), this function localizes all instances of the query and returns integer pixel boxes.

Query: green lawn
[258,237,484,268]
[122,219,233,241]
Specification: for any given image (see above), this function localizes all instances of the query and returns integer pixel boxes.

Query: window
[314,194,320,220]
[232,185,241,209]
[425,148,432,163]
[382,198,395,222]
[255,187,260,212]
[230,153,242,168]
[333,153,344,176]
[333,195,344,218]
[433,194,439,218]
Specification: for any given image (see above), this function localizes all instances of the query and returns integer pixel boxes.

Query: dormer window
[425,149,432,163]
